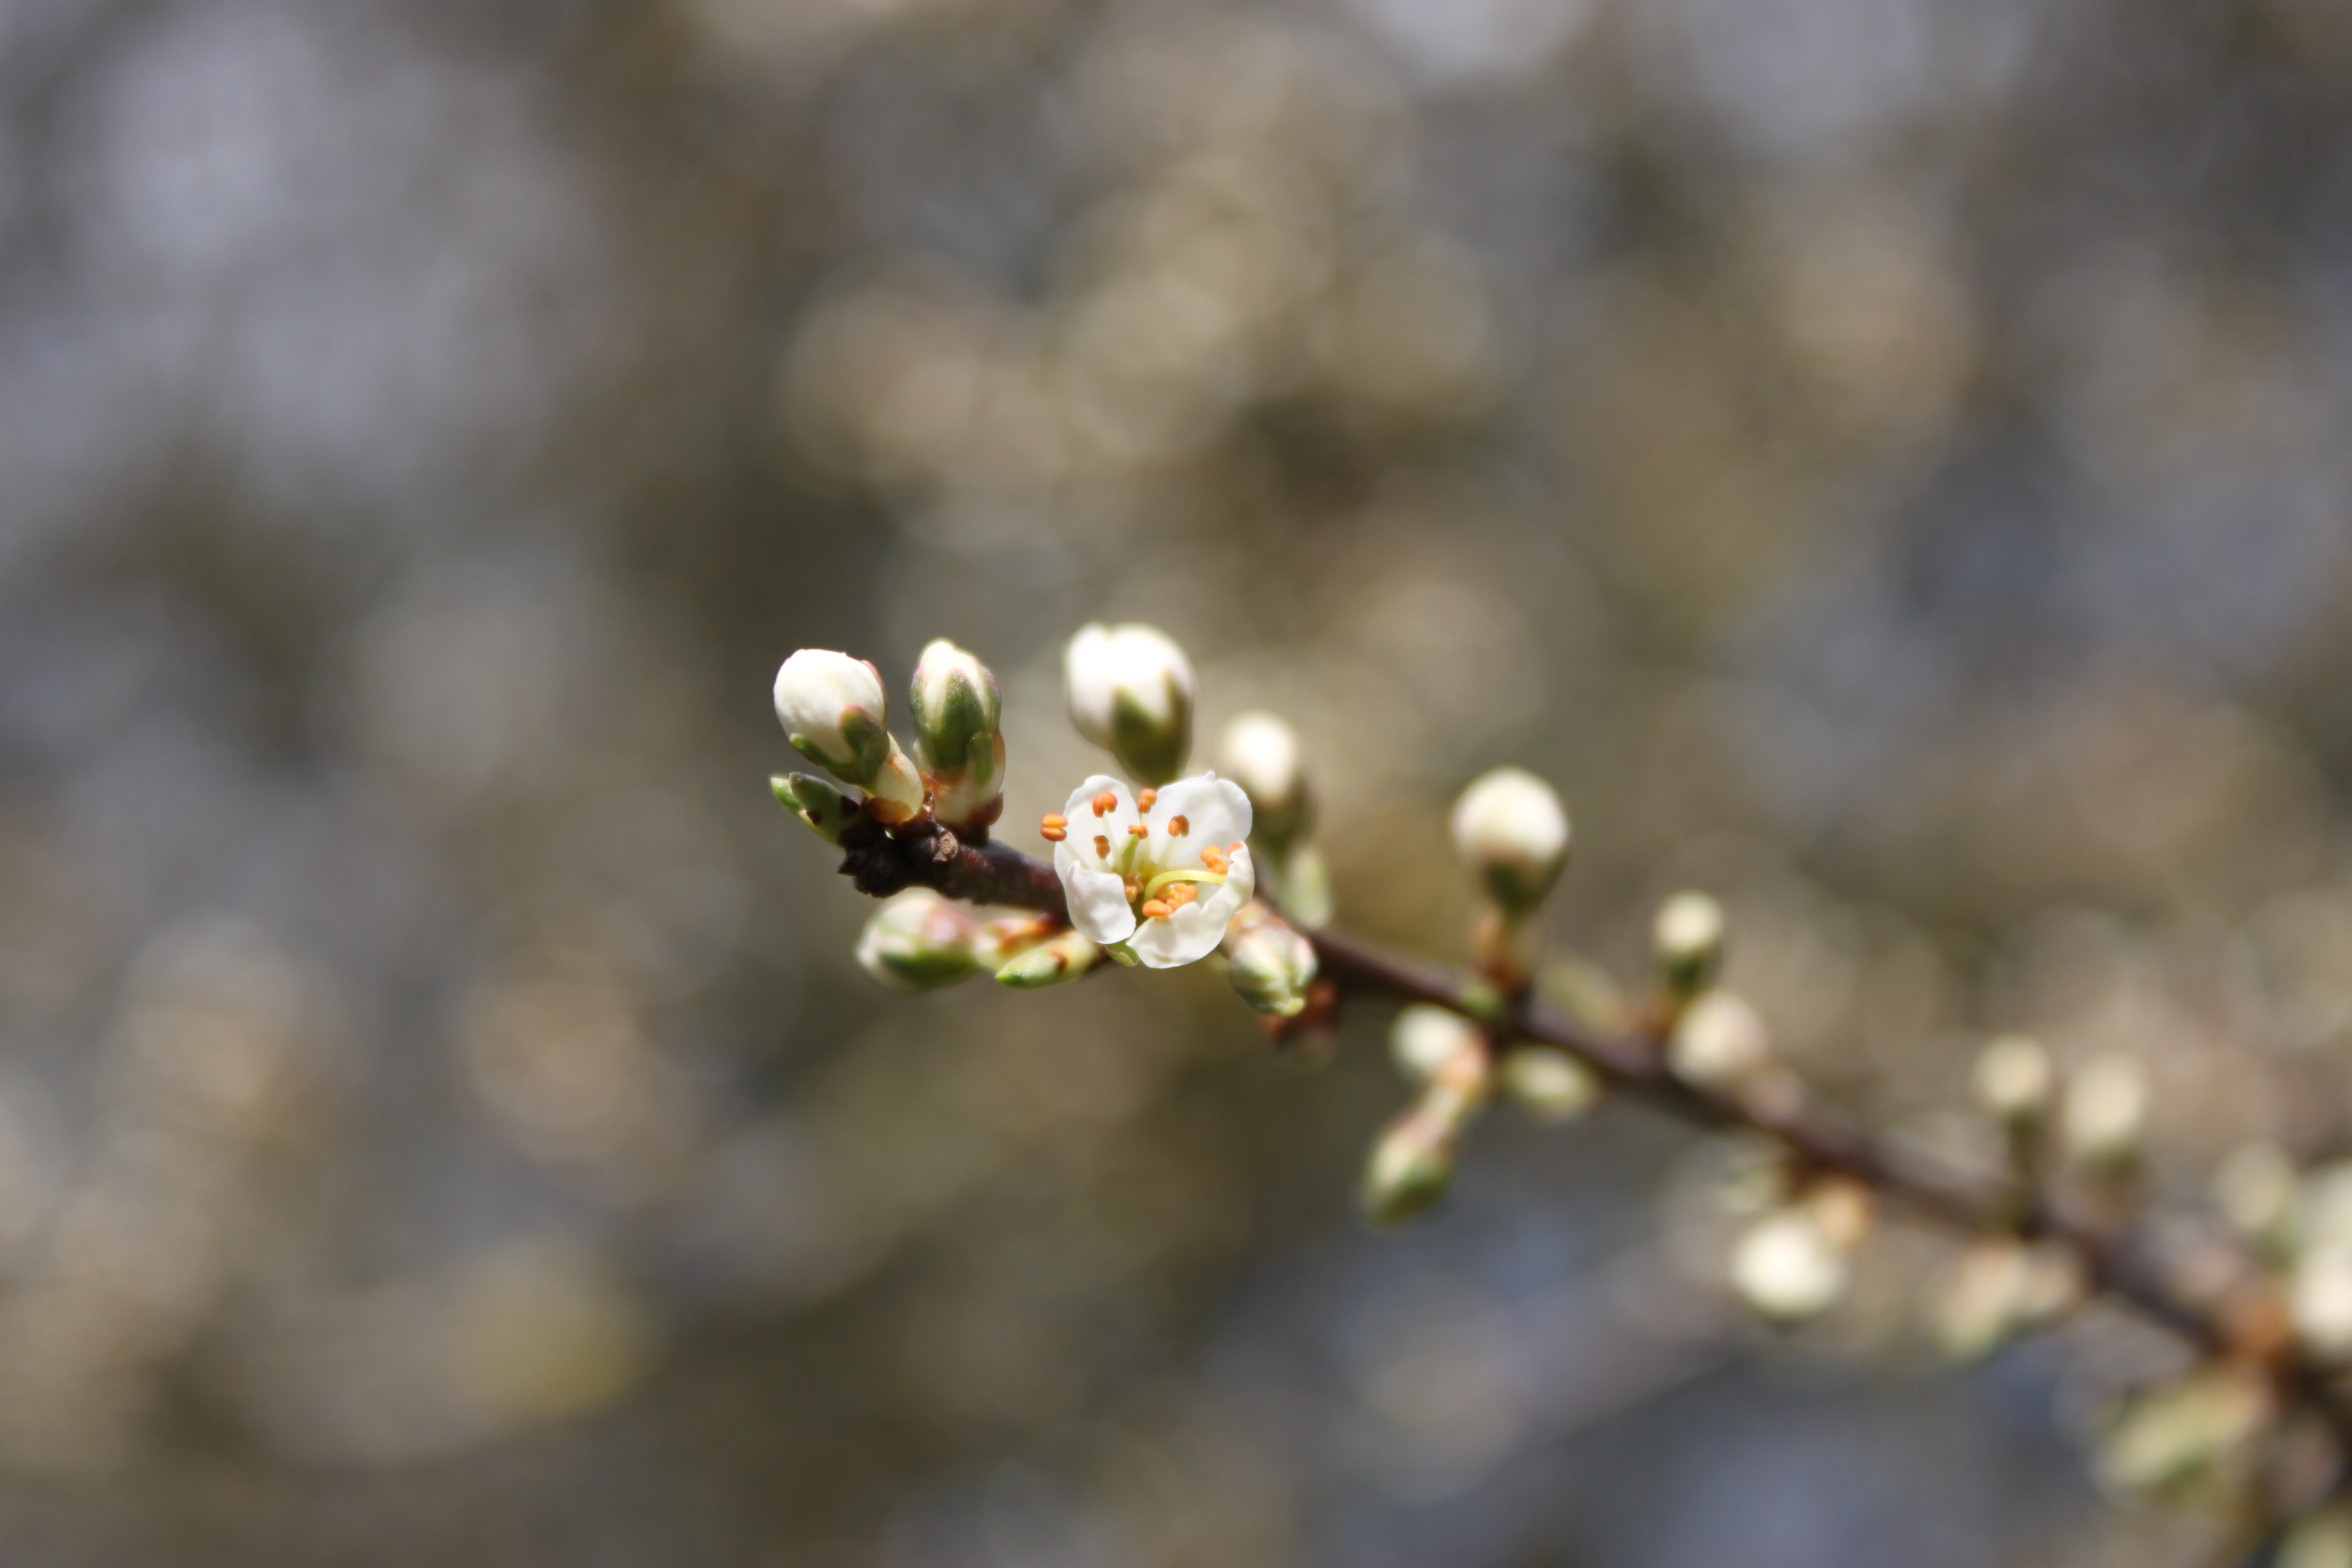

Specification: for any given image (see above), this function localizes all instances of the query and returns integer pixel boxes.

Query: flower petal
[1062,774,1140,841]
[1055,842,1137,945]
[1131,846,1254,969]
[1145,774,1251,867]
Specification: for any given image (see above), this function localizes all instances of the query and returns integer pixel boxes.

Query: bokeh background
[5,0,2352,1561]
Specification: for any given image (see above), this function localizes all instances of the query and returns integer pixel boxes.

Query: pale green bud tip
[1500,1047,1601,1121]
[2064,1051,2148,1169]
[1361,1119,1456,1227]
[1666,991,1772,1092]
[1972,1034,2052,1123]
[1065,622,1195,785]
[855,891,988,992]
[1219,711,1311,847]
[995,929,1102,989]
[2096,1369,2272,1498]
[772,773,862,845]
[774,649,891,782]
[1223,905,1318,1017]
[1450,767,1570,913]
[1651,892,1724,998]
[2213,1140,2297,1246]
[1731,1209,1847,1323]
[1390,1004,1481,1083]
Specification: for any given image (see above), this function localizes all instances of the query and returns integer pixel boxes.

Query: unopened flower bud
[771,773,863,845]
[1223,902,1319,1018]
[1667,991,1772,1092]
[773,649,924,817]
[995,926,1104,989]
[2096,1367,2273,1499]
[855,890,990,992]
[1219,711,1312,853]
[1652,892,1725,1002]
[1500,1046,1601,1121]
[1362,1047,1492,1227]
[1064,622,1195,785]
[1973,1034,2053,1126]
[2064,1052,2148,1173]
[1731,1207,1848,1323]
[2281,1507,2352,1568]
[1936,1238,2085,1361]
[2294,1245,2352,1360]
[1450,768,1570,915]
[2214,1140,2299,1256]
[1390,1004,1481,1083]
[909,638,1005,832]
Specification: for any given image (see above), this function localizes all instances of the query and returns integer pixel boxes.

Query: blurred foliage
[5,0,2352,1562]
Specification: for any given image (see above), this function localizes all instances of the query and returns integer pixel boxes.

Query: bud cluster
[772,640,1007,837]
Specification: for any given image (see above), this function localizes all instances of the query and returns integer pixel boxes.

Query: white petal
[1055,841,1137,945]
[1145,774,1251,866]
[1131,846,1254,969]
[1062,774,1140,840]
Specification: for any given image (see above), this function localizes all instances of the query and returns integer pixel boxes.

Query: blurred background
[5,0,2352,1561]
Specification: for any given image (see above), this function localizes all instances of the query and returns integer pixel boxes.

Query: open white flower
[1046,772,1254,968]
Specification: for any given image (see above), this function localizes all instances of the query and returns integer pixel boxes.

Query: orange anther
[1140,900,1172,919]
[1166,882,1197,907]
[1092,791,1118,817]
[1041,825,1066,842]
[1094,835,1111,859]
[1040,813,1068,842]
[1168,815,1190,837]
[1042,813,1067,830]
[1137,788,1158,812]
[1201,846,1226,873]
[1128,823,1148,838]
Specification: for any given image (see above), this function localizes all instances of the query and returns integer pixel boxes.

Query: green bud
[2282,1507,2352,1568]
[1651,891,1725,1002]
[1361,1114,1458,1227]
[995,927,1104,989]
[1361,1050,1492,1228]
[2095,1367,2272,1500]
[1064,623,1194,786]
[1222,902,1318,1018]
[1274,843,1333,929]
[772,773,863,845]
[855,890,989,992]
[1500,1046,1601,1121]
[1219,711,1312,855]
[1450,768,1570,915]
[909,639,1005,833]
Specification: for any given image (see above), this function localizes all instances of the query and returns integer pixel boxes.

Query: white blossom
[1050,772,1253,968]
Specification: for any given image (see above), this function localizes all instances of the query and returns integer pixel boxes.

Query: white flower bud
[1064,623,1195,785]
[995,927,1104,989]
[2096,1368,2273,1499]
[1667,991,1772,1092]
[1390,1003,1481,1083]
[1362,1048,1492,1227]
[1973,1034,2053,1125]
[1935,1238,2083,1361]
[2064,1052,2148,1172]
[2213,1140,2298,1252]
[1652,892,1725,1001]
[771,773,863,845]
[2294,1245,2352,1360]
[1450,768,1570,914]
[774,648,924,816]
[1731,1208,1847,1323]
[1500,1046,1601,1121]
[855,890,990,992]
[1223,903,1319,1018]
[1218,711,1312,851]
[909,638,1004,832]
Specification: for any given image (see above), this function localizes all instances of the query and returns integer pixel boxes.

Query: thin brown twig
[835,822,2352,1450]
